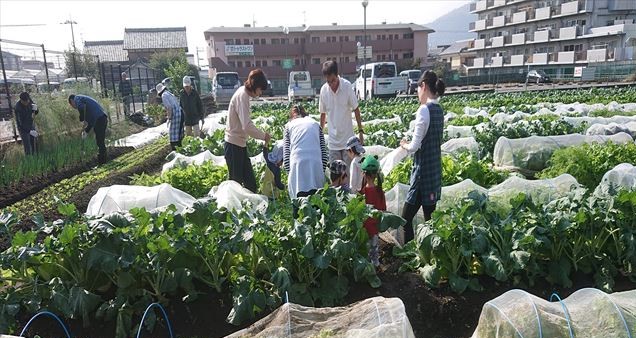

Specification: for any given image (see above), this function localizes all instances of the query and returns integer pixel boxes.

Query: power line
[0,24,48,27]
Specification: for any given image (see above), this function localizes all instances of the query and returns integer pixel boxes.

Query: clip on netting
[136,302,174,338]
[20,311,72,338]
[549,293,574,338]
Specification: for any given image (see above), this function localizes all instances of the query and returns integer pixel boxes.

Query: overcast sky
[1,0,470,66]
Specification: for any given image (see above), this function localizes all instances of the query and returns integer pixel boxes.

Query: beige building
[439,40,477,73]
[203,23,433,92]
[467,0,636,76]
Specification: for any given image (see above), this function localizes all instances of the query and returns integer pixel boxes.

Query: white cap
[182,76,192,87]
[156,83,166,94]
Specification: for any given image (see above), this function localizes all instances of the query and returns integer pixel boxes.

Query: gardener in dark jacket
[14,92,39,155]
[179,76,204,137]
[68,94,109,164]
[119,72,133,116]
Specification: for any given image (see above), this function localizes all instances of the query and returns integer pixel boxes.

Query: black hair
[68,94,76,104]
[19,92,31,102]
[330,172,346,183]
[291,104,307,118]
[245,69,269,92]
[362,170,385,202]
[322,60,338,76]
[417,70,446,97]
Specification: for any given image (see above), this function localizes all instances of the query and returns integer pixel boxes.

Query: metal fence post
[137,67,145,113]
[41,44,51,88]
[110,64,118,120]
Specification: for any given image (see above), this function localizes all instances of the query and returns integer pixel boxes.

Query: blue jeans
[19,130,36,155]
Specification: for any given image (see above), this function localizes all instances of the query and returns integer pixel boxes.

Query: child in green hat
[360,155,386,267]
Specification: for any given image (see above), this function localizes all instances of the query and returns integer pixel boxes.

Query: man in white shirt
[319,61,363,168]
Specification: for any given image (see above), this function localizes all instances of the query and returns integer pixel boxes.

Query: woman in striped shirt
[283,104,329,218]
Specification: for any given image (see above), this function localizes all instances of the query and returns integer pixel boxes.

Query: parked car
[288,71,314,102]
[212,72,240,107]
[355,62,407,99]
[526,70,551,84]
[399,69,422,95]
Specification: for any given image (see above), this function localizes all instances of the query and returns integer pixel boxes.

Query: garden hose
[20,310,72,338]
[135,302,174,338]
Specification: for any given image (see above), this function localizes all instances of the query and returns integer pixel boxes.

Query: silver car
[212,72,240,106]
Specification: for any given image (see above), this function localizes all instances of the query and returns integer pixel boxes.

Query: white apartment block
[466,0,636,75]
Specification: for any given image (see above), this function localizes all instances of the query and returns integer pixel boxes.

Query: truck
[212,72,240,107]
[355,62,407,99]
[288,71,315,102]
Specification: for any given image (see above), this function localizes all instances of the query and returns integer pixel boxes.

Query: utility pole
[61,17,78,80]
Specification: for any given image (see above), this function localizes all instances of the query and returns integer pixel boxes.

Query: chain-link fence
[447,60,636,87]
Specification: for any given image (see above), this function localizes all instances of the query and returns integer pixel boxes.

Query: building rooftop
[123,27,188,51]
[84,40,128,62]
[205,23,434,34]
[439,39,473,56]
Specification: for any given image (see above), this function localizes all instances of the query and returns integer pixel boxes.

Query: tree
[149,50,200,91]
[64,50,99,79]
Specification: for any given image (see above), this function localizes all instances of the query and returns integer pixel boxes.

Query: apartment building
[466,0,636,76]
[203,23,433,91]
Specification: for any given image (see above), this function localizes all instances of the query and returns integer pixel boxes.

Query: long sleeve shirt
[225,86,266,147]
[180,89,204,126]
[14,100,38,133]
[119,80,132,96]
[403,98,438,153]
[74,95,107,133]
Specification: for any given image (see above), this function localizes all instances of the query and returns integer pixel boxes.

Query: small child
[329,160,350,193]
[360,155,386,267]
[346,136,365,194]
[262,141,285,199]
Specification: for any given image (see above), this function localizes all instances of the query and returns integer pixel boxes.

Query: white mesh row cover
[594,163,636,196]
[491,111,532,124]
[471,288,636,338]
[563,115,636,129]
[200,111,227,136]
[114,123,168,148]
[586,122,636,138]
[225,297,415,338]
[380,147,409,176]
[437,179,489,210]
[493,132,633,174]
[441,137,480,156]
[86,183,197,216]
[488,174,580,207]
[365,145,394,159]
[208,180,268,214]
[162,150,225,173]
[445,123,488,139]
[363,115,402,127]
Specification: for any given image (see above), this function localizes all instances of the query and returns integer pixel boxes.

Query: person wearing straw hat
[157,82,184,150]
[179,76,204,138]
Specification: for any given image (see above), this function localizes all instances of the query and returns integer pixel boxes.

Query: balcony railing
[470,2,477,12]
[575,51,586,61]
[469,22,476,31]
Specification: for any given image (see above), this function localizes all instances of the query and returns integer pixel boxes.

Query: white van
[288,71,314,102]
[355,62,407,99]
[212,72,240,106]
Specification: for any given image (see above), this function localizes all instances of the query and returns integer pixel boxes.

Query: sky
[0,0,470,67]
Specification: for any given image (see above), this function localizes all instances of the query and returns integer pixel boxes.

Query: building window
[403,33,414,39]
[382,35,387,40]
[301,38,306,43]
[312,58,321,64]
[261,38,266,44]
[295,59,300,65]
[355,35,362,42]
[376,55,381,61]
[403,52,413,59]
[389,34,393,40]
[224,39,233,45]
[237,61,243,67]
[394,34,399,40]
[394,54,398,60]
[345,56,350,62]
[294,37,299,44]
[255,60,261,67]
[262,60,268,67]
[244,39,250,44]
[381,54,386,60]
[339,36,349,42]
[245,61,251,67]
[228,61,236,67]
[376,34,381,40]
[273,60,281,66]
[235,39,242,45]
[272,38,280,44]
[254,39,260,45]
[282,38,288,45]
[312,36,320,43]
